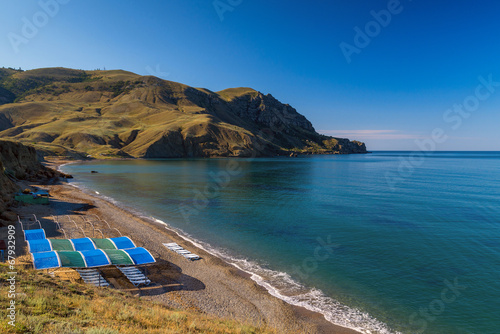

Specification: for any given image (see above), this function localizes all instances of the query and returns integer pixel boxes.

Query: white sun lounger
[117,266,151,286]
[183,254,201,261]
[121,270,143,277]
[162,243,201,261]
[119,267,142,273]
[76,269,110,287]
[126,274,151,281]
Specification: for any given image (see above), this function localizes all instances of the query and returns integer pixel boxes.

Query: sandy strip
[16,160,362,334]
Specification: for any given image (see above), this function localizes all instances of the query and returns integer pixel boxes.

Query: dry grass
[0,264,273,334]
[217,88,258,101]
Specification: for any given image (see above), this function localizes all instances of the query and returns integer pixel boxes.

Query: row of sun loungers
[163,243,201,261]
[28,236,137,252]
[77,266,151,288]
[117,266,151,286]
[76,269,110,287]
[20,215,155,288]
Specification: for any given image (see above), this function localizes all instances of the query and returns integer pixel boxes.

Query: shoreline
[38,159,367,333]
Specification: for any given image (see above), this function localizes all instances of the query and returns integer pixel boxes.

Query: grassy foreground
[0,264,271,334]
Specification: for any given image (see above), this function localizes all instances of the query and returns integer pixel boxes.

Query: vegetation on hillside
[0,70,96,103]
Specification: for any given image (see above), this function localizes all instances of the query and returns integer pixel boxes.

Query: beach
[14,160,361,334]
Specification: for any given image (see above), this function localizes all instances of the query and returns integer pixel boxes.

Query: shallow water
[62,152,500,334]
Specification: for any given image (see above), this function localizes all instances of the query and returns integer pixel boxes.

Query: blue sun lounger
[70,238,96,251]
[109,236,136,250]
[27,239,52,253]
[24,229,46,241]
[31,251,61,270]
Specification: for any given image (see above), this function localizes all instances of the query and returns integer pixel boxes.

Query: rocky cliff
[0,140,61,223]
[0,156,16,221]
[0,67,367,158]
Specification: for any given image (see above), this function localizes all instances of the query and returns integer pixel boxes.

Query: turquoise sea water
[61,152,500,334]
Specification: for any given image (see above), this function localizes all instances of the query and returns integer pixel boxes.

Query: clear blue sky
[1,0,500,150]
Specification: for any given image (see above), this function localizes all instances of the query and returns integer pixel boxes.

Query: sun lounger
[24,229,46,241]
[119,267,142,273]
[122,275,146,281]
[166,245,183,250]
[81,276,109,284]
[117,266,146,275]
[78,270,100,276]
[162,243,201,260]
[183,254,201,260]
[122,270,144,276]
[116,266,151,286]
[76,269,109,287]
[127,277,151,286]
[76,268,100,275]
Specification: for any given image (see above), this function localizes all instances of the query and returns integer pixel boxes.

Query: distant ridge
[0,67,367,158]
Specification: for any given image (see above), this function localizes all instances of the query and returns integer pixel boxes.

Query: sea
[60,152,500,334]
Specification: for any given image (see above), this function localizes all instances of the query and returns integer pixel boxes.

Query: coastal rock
[0,140,60,179]
[0,140,63,216]
[0,157,16,218]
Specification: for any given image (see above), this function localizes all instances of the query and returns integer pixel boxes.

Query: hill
[0,67,367,158]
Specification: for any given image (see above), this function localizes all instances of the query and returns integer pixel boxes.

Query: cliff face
[0,67,368,158]
[226,91,315,133]
[0,140,61,221]
[1,140,49,179]
[0,157,16,218]
[322,137,367,154]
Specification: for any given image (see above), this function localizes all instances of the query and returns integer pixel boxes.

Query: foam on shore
[156,221,400,334]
